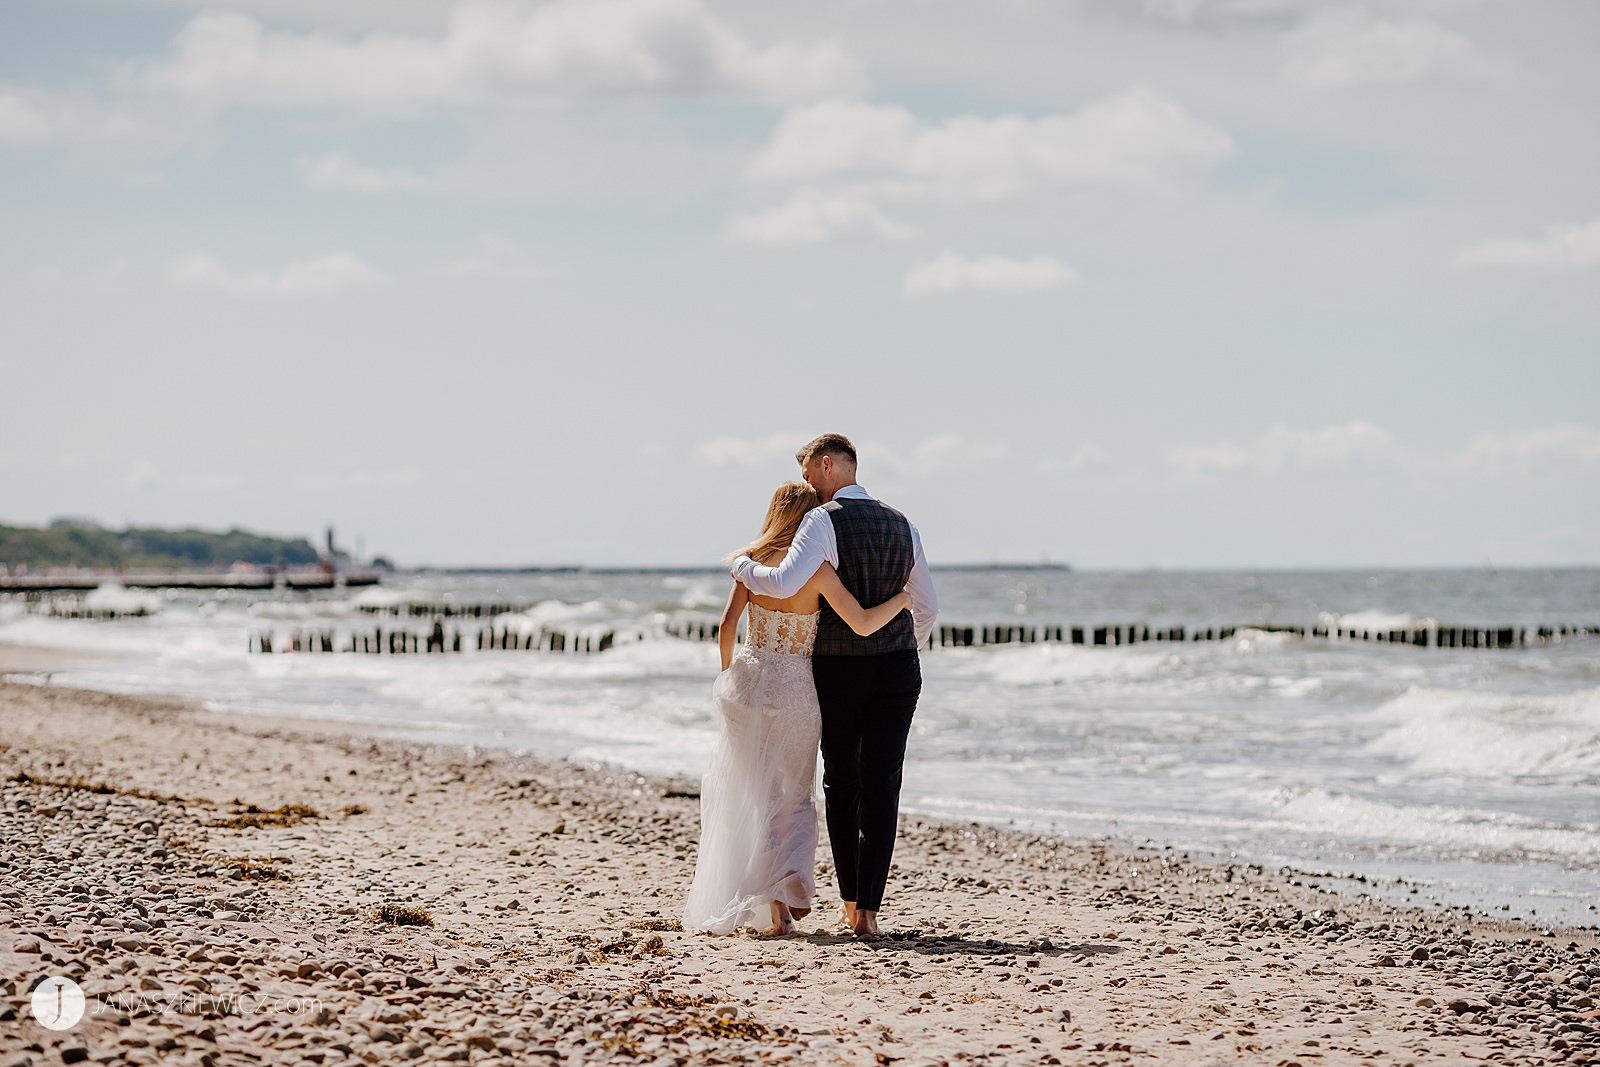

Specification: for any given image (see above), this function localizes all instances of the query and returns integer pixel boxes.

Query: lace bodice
[743,602,818,658]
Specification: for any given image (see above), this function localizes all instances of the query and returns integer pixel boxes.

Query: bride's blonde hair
[728,481,821,565]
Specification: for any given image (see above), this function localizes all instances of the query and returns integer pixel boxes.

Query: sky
[1,0,1596,569]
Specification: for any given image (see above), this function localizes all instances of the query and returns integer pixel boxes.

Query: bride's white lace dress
[682,602,820,934]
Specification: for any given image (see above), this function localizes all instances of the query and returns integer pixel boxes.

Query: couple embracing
[682,434,937,938]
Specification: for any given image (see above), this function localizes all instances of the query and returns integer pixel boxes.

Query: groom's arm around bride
[730,442,937,647]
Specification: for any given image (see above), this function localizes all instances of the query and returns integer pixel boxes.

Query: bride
[682,481,911,935]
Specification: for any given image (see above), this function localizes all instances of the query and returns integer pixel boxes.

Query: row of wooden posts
[249,623,617,655]
[339,600,1600,651]
[357,601,527,618]
[933,622,1593,649]
[31,604,153,621]
[248,618,1595,654]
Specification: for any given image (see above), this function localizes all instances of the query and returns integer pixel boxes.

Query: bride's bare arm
[813,564,912,636]
[718,582,748,671]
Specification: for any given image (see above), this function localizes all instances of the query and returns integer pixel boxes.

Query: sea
[2,567,1596,927]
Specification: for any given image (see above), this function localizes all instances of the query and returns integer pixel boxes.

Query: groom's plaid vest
[814,496,918,657]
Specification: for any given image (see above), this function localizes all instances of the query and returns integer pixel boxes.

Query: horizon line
[402,561,1600,575]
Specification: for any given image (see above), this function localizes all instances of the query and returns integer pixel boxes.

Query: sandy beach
[2,656,1597,1066]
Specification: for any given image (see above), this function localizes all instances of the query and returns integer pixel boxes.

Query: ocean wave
[1325,610,1424,633]
[83,583,165,614]
[347,586,414,609]
[1366,685,1600,778]
[1268,786,1600,861]
[499,598,628,627]
[249,602,354,620]
[1230,628,1300,654]
[938,644,1174,688]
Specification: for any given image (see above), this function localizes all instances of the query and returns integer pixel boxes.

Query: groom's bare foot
[852,909,881,938]
[839,901,857,928]
[768,900,796,935]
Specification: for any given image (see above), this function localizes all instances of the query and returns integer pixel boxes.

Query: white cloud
[1167,422,1600,483]
[124,461,159,494]
[168,249,390,297]
[904,434,1010,471]
[1457,426,1600,475]
[1454,217,1600,270]
[902,251,1080,298]
[727,189,915,246]
[302,151,430,191]
[1168,420,1394,476]
[1167,439,1256,474]
[1140,0,1302,24]
[691,433,1011,478]
[443,234,550,281]
[0,86,52,143]
[1036,443,1112,475]
[132,1,863,114]
[841,435,1013,478]
[0,83,170,148]
[692,434,809,470]
[748,87,1232,204]
[1282,9,1500,89]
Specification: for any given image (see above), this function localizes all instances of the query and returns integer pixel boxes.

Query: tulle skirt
[682,650,820,934]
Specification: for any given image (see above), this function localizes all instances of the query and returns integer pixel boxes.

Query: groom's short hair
[797,433,857,467]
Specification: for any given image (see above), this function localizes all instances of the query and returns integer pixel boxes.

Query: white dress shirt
[730,484,938,647]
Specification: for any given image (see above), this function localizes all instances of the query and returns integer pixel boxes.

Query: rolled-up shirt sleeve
[906,523,938,647]
[730,508,834,598]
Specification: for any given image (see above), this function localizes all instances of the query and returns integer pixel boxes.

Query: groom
[731,433,937,936]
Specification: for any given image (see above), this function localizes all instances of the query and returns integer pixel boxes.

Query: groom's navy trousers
[812,649,922,912]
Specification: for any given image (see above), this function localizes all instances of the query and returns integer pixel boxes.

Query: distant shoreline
[407,562,1074,576]
[397,562,1600,575]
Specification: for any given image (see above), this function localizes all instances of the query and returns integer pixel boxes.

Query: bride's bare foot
[767,900,796,935]
[790,905,811,920]
[852,909,881,938]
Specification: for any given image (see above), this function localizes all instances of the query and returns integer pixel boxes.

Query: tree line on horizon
[0,521,320,572]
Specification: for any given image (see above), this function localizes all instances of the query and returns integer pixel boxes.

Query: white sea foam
[1367,685,1600,778]
[250,600,355,620]
[83,583,164,614]
[503,598,627,628]
[1231,628,1299,653]
[659,575,726,610]
[1327,610,1423,632]
[944,644,1174,687]
[1269,786,1600,861]
[1268,675,1323,697]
